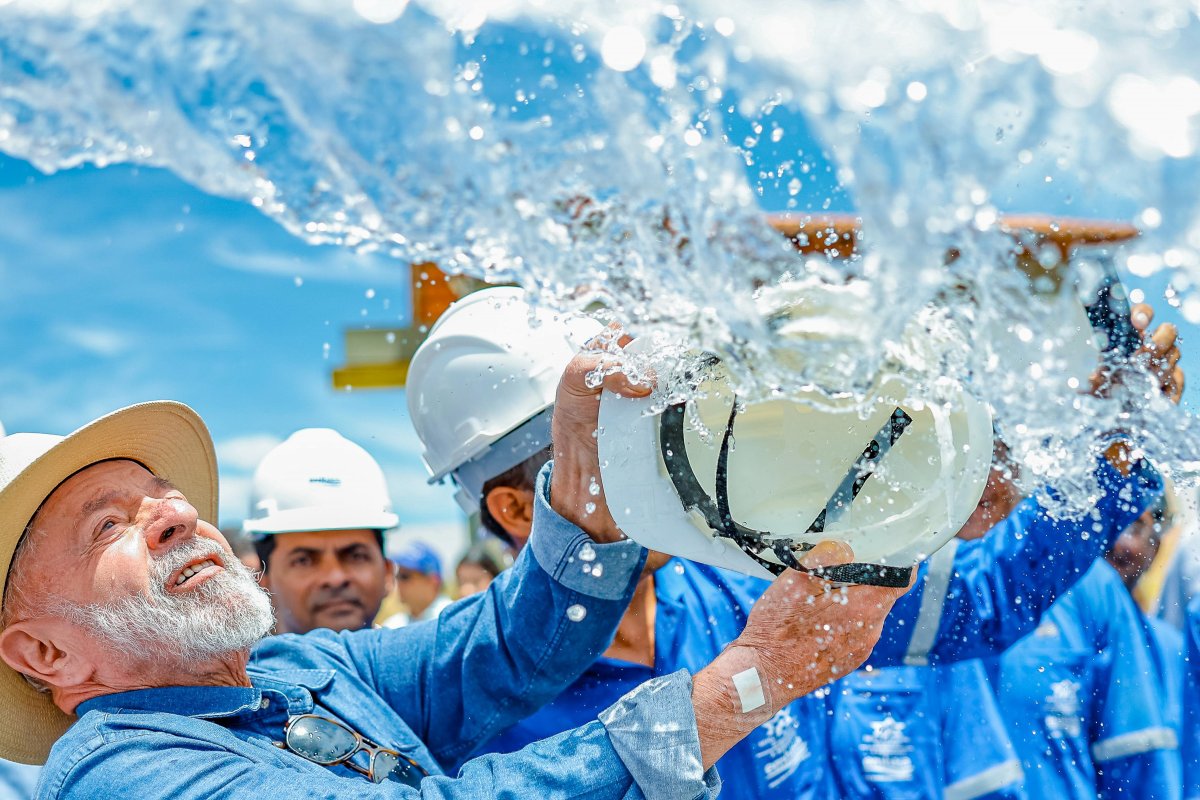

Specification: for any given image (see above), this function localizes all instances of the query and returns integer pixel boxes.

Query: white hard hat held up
[597,285,993,587]
[242,428,399,538]
[407,286,603,512]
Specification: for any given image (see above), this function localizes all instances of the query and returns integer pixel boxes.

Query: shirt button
[260,698,271,710]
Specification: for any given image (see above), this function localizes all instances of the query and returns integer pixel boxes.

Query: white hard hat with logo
[597,284,993,587]
[242,428,399,538]
[407,286,603,511]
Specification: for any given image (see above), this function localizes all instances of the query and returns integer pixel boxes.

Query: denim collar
[75,669,337,721]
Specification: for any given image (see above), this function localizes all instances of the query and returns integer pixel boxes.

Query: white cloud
[216,433,283,472]
[52,324,133,357]
[217,473,254,530]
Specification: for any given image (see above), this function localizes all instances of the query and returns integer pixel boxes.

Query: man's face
[259,530,392,634]
[2,460,273,673]
[455,563,494,598]
[1107,509,1164,589]
[394,568,440,614]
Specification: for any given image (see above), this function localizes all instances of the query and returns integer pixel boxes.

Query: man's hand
[550,337,651,544]
[690,541,911,767]
[1094,303,1185,472]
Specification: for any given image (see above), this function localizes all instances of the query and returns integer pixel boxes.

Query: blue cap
[391,541,442,579]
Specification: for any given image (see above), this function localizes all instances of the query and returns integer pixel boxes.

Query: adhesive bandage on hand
[722,650,776,725]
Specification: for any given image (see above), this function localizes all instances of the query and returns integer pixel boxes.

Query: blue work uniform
[1182,596,1200,800]
[872,458,1162,668]
[1146,613,1185,740]
[480,558,830,800]
[35,468,726,800]
[0,762,38,800]
[477,459,1157,796]
[827,662,1024,799]
[986,559,1179,800]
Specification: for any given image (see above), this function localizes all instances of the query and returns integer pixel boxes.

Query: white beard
[53,537,275,666]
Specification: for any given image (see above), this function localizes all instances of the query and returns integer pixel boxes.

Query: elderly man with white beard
[0,352,911,800]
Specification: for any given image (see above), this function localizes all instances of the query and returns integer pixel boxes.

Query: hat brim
[0,401,217,765]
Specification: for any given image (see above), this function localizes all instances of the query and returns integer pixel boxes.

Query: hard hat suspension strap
[659,398,914,589]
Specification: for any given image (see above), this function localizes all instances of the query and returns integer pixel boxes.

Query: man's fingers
[559,351,653,402]
[584,322,633,351]
[1131,303,1154,333]
[798,540,855,570]
[603,369,653,398]
[1150,322,1178,353]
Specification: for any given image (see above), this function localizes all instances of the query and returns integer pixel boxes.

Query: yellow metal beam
[332,362,411,390]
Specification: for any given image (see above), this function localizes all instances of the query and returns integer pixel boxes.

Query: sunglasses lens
[286,717,358,764]
[371,751,423,788]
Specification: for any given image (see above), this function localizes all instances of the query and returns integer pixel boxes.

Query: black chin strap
[659,399,915,588]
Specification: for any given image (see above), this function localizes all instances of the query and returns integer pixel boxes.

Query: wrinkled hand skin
[737,541,910,696]
[692,541,912,768]
[550,328,649,544]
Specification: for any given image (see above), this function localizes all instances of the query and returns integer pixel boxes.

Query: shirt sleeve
[334,461,649,769]
[1183,597,1200,800]
[1088,573,1181,799]
[52,673,719,800]
[939,661,1024,800]
[870,458,1162,667]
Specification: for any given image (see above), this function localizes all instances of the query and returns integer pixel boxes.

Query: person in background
[977,457,1180,798]
[455,539,512,599]
[1182,596,1200,798]
[382,541,450,627]
[407,288,1174,799]
[1155,488,1200,629]
[1106,497,1185,782]
[243,428,398,635]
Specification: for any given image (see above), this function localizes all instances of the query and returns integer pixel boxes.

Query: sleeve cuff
[599,669,721,800]
[528,461,647,601]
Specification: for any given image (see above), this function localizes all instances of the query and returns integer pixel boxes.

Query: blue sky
[0,153,460,531]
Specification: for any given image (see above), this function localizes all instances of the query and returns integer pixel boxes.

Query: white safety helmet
[597,289,993,587]
[242,428,399,538]
[407,286,603,512]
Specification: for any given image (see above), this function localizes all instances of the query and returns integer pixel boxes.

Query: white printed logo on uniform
[860,715,914,783]
[754,707,810,789]
[1045,679,1083,739]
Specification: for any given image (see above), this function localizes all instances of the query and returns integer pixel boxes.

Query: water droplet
[579,542,597,562]
[566,604,587,622]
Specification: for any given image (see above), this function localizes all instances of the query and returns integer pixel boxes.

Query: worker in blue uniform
[424,296,1176,797]
[1179,595,1200,798]
[987,556,1179,799]
[1107,497,1185,748]
[484,558,833,798]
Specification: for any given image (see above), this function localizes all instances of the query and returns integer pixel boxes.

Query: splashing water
[1,0,1199,513]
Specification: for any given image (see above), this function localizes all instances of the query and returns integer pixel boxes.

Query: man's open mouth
[168,555,225,591]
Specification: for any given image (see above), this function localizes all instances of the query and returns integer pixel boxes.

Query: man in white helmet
[243,428,398,635]
[410,288,1174,800]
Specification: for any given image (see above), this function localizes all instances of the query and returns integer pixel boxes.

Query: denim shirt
[36,465,720,800]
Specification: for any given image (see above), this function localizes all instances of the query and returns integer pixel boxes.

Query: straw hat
[0,402,217,765]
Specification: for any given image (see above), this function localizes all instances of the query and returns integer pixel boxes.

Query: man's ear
[383,558,396,594]
[485,486,536,545]
[0,620,91,691]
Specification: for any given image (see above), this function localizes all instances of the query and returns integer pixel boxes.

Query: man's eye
[98,519,118,535]
[291,555,312,568]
